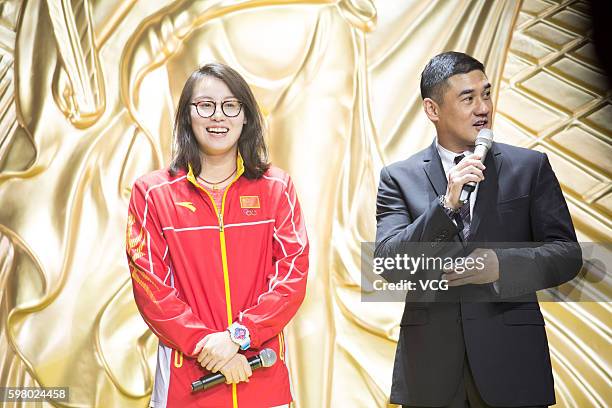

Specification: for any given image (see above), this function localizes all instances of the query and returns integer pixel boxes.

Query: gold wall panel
[494,1,611,407]
[0,0,609,407]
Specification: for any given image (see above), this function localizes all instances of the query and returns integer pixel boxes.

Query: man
[375,52,582,408]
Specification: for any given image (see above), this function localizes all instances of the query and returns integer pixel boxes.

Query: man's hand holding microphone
[443,152,485,210]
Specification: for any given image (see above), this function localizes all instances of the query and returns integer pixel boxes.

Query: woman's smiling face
[190,75,245,157]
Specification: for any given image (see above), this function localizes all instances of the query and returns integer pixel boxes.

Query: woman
[126,63,309,407]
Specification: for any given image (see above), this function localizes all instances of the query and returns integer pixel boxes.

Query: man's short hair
[420,52,485,103]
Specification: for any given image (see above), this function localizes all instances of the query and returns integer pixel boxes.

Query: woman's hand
[194,331,239,372]
[220,354,252,384]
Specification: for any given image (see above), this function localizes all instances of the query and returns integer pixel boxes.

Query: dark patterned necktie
[454,154,471,241]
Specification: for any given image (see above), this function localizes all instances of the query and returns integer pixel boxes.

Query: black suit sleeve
[374,166,459,283]
[496,153,583,298]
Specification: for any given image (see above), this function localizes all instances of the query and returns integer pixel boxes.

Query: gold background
[0,0,610,407]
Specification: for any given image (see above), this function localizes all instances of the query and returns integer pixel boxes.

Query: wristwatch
[438,195,460,218]
[227,322,251,350]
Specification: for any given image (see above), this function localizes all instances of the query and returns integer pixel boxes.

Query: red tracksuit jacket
[126,156,309,407]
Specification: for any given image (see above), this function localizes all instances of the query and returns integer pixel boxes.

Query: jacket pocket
[400,309,429,326]
[507,301,540,310]
[498,195,529,212]
[503,309,545,325]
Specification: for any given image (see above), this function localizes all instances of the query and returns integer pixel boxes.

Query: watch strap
[438,195,460,217]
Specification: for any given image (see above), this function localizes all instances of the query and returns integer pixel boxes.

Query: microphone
[191,348,277,392]
[459,128,494,204]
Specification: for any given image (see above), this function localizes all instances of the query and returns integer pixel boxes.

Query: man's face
[435,70,492,148]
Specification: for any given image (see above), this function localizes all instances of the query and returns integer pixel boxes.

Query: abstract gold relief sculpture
[0,1,609,407]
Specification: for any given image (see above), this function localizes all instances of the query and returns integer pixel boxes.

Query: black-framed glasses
[190,100,243,118]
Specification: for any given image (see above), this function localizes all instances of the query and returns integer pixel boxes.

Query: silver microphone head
[475,128,494,149]
[259,348,277,368]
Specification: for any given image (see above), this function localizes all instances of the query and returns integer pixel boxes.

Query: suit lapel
[423,141,447,196]
[470,143,502,239]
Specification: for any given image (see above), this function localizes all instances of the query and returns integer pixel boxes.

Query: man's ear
[423,98,440,123]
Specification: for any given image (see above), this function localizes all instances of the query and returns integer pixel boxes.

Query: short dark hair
[420,52,485,103]
[169,63,270,179]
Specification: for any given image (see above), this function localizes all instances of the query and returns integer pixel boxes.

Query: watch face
[234,327,247,341]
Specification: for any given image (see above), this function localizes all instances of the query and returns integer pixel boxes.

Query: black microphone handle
[459,185,474,204]
[192,355,263,392]
[192,372,224,392]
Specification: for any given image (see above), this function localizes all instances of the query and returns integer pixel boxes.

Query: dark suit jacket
[375,141,582,407]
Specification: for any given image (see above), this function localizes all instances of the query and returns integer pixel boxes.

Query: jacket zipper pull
[219,212,224,232]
